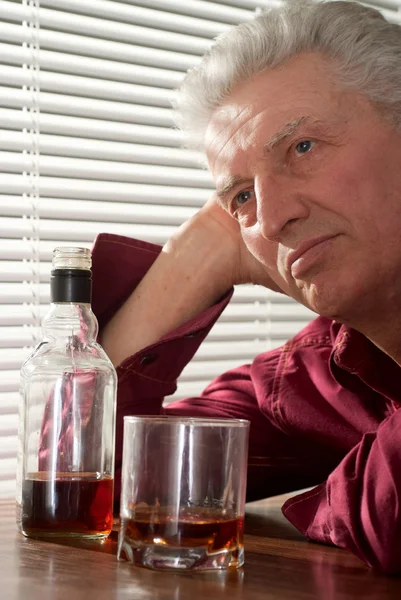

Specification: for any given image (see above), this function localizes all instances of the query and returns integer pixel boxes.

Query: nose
[255,175,310,241]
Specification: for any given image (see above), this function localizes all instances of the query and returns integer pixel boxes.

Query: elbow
[354,529,401,575]
[367,549,401,575]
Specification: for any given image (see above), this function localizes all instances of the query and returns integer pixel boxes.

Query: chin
[296,278,358,323]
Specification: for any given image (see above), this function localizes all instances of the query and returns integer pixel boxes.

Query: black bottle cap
[51,269,92,304]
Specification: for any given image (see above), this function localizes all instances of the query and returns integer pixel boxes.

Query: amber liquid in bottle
[20,472,114,538]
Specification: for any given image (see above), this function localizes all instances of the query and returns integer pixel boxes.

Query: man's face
[205,53,401,324]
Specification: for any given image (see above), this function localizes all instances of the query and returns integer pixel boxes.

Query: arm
[113,351,333,507]
[282,410,401,573]
[99,196,282,367]
[91,234,320,507]
[164,366,335,503]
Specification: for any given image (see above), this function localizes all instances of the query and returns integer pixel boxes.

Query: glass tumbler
[118,416,249,571]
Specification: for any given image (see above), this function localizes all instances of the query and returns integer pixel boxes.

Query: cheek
[323,147,392,223]
[321,155,362,201]
[241,227,279,268]
[329,168,394,240]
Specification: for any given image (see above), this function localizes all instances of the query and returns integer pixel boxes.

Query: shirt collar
[330,322,401,402]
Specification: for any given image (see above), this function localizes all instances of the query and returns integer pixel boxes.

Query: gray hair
[174,0,401,153]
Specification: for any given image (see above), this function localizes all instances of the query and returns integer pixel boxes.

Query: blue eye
[235,190,252,206]
[295,140,314,154]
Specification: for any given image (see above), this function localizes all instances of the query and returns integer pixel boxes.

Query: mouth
[287,235,340,279]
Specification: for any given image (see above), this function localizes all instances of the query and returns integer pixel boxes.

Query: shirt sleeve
[91,233,326,507]
[282,408,401,573]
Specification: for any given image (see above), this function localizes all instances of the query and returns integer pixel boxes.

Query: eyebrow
[263,116,312,152]
[215,116,322,201]
[216,175,248,200]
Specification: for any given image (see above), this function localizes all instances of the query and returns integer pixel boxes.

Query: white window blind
[1,0,399,498]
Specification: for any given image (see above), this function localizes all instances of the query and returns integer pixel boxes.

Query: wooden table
[2,493,401,599]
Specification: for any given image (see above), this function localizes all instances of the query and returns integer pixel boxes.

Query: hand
[102,194,284,365]
[165,194,283,293]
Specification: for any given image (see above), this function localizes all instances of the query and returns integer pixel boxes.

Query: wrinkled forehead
[204,53,348,173]
[205,103,261,170]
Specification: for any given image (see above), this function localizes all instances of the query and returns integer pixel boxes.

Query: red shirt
[92,233,401,574]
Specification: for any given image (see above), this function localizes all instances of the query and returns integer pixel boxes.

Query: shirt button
[140,354,158,365]
[184,332,198,338]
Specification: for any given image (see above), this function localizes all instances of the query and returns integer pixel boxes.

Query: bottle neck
[45,265,95,345]
[42,302,98,344]
[51,268,92,304]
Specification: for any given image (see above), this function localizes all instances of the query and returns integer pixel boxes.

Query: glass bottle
[16,247,117,539]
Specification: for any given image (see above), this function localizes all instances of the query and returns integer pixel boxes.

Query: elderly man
[92,0,401,573]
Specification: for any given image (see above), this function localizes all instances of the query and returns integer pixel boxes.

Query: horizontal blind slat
[0,43,185,89]
[0,480,17,497]
[0,238,92,263]
[0,261,49,283]
[1,217,176,244]
[0,326,38,347]
[0,196,197,225]
[0,129,202,167]
[0,21,200,71]
[0,152,213,187]
[0,457,17,477]
[0,413,19,435]
[0,439,17,463]
[0,350,31,371]
[118,0,252,23]
[232,285,295,303]
[192,339,272,360]
[0,283,50,303]
[39,0,231,38]
[0,107,184,144]
[180,360,251,382]
[0,65,176,107]
[164,0,278,9]
[0,1,212,54]
[192,340,268,360]
[0,393,20,412]
[221,303,315,321]
[0,174,209,205]
[0,373,21,393]
[0,88,175,127]
[0,306,46,326]
[207,320,311,340]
